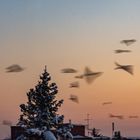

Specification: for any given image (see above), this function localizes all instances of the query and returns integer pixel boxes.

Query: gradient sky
[1,0,140,138]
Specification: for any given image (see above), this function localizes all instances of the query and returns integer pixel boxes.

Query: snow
[126,137,140,140]
[73,135,85,138]
[65,131,73,139]
[57,125,73,140]
[42,131,57,140]
[53,115,64,124]
[26,128,42,136]
[16,134,27,140]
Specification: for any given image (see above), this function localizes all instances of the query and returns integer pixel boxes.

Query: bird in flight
[102,102,112,105]
[69,94,79,103]
[114,49,132,53]
[75,75,83,79]
[114,62,133,75]
[69,81,79,88]
[6,64,25,73]
[61,68,77,73]
[75,67,103,84]
[128,115,139,119]
[83,67,103,84]
[2,120,12,126]
[120,39,136,46]
[109,114,124,120]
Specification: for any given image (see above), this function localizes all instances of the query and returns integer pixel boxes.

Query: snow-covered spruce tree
[17,67,72,140]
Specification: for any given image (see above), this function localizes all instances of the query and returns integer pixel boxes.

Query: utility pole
[112,122,115,137]
[84,114,92,136]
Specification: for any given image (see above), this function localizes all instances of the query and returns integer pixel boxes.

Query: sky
[0,0,140,138]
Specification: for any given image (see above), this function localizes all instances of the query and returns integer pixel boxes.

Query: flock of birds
[61,66,103,103]
[61,39,139,120]
[109,114,139,120]
[114,39,136,75]
[3,39,138,120]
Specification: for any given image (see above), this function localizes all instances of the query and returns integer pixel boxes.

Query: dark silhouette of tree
[17,66,68,140]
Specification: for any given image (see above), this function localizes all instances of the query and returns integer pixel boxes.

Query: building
[11,124,112,140]
[11,124,87,140]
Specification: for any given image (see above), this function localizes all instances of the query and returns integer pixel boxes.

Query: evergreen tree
[17,67,67,139]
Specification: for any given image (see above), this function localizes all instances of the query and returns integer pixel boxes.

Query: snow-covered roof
[126,137,140,140]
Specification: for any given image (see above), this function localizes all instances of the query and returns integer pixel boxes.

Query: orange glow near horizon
[1,0,140,138]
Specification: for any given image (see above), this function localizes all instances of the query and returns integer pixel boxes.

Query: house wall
[71,125,85,136]
[11,126,25,140]
[11,124,85,140]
